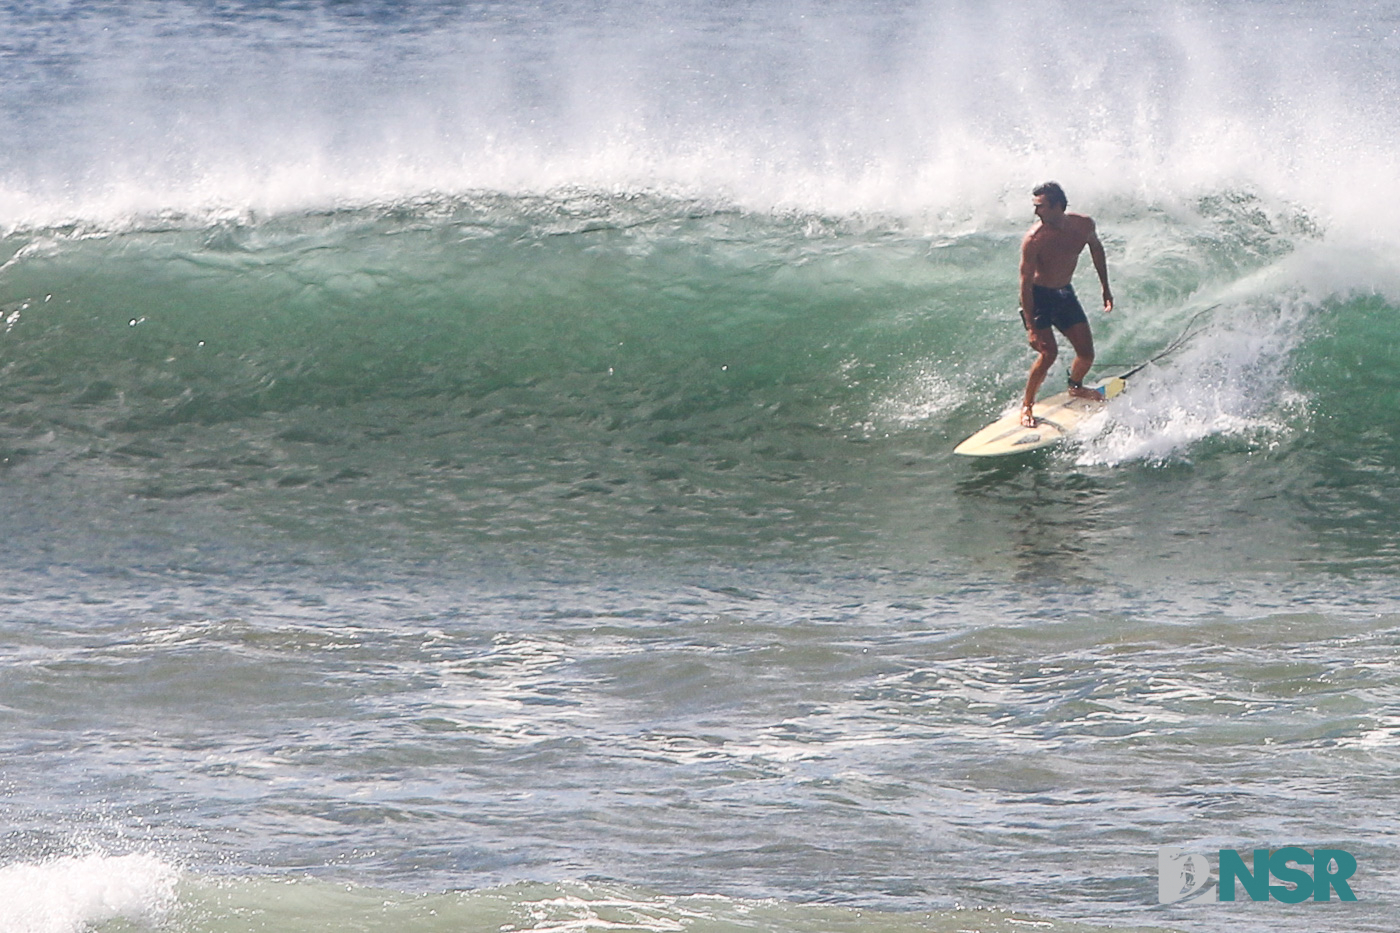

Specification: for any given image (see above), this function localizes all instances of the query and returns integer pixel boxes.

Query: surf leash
[1114,304,1218,381]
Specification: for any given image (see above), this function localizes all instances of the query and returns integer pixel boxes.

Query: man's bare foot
[1020,404,1037,428]
[1067,384,1102,401]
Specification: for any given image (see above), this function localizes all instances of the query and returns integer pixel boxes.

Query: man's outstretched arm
[1087,224,1113,313]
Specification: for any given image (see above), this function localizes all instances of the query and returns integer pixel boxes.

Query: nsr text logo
[1158,847,1358,904]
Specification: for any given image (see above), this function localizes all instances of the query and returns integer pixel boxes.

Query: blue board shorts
[1030,284,1088,332]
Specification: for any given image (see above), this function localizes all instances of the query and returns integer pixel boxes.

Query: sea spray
[0,1,1398,229]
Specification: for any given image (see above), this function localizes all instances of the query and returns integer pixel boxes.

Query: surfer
[1018,182,1113,427]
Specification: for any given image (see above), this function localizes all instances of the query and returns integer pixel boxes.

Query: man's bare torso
[1023,212,1096,288]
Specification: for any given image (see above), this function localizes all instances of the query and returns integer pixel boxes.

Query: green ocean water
[2,190,1391,577]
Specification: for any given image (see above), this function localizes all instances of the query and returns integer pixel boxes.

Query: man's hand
[1103,289,1114,314]
[1027,328,1052,353]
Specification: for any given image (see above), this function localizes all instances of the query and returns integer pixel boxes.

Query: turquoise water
[2,2,1399,932]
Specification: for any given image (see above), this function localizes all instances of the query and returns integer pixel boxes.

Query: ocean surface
[2,1,1399,931]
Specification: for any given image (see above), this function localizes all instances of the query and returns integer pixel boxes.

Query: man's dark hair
[1033,181,1068,208]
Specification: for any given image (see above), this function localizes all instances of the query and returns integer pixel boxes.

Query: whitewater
[1,2,1398,932]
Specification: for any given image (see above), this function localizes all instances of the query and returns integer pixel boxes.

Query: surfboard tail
[954,377,1121,457]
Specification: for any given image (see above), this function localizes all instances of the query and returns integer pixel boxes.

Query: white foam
[1076,294,1315,466]
[0,854,179,933]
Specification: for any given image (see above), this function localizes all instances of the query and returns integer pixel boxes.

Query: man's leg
[1061,321,1097,399]
[1022,328,1058,426]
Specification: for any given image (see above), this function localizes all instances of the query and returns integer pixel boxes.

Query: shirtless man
[1018,181,1113,427]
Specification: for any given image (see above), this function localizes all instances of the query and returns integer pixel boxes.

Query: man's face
[1033,194,1064,223]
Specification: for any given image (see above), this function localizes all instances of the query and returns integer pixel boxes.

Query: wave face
[0,190,1394,575]
[4,4,1400,933]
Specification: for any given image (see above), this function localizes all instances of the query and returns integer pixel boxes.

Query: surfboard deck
[953,377,1125,457]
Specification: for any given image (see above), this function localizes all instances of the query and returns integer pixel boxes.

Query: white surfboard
[953,376,1124,457]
